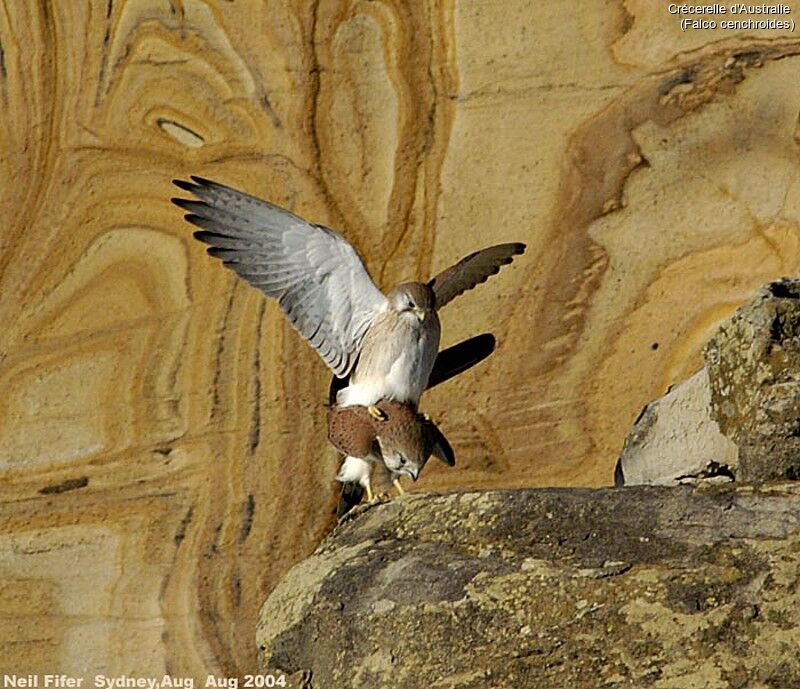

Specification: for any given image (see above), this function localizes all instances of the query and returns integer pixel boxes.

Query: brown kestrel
[328,400,454,504]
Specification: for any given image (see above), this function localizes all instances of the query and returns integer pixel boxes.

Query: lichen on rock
[705,278,800,483]
[257,486,800,688]
[617,278,800,487]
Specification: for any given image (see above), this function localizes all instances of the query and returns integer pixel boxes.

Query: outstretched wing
[428,243,526,309]
[173,176,387,377]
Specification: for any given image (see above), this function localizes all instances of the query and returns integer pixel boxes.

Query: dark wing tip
[426,332,497,390]
[182,213,208,229]
[425,418,455,467]
[495,242,527,264]
[171,196,198,210]
[173,175,223,195]
[435,432,456,467]
[477,332,496,350]
[172,178,198,193]
[192,230,229,244]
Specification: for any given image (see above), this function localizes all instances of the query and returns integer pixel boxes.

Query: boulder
[615,368,737,486]
[705,279,800,483]
[257,486,800,688]
[617,279,800,486]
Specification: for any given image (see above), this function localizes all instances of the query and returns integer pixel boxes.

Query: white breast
[337,313,440,407]
[336,455,372,487]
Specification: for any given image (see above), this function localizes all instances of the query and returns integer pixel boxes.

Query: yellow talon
[365,484,374,502]
[368,405,388,421]
[392,478,406,495]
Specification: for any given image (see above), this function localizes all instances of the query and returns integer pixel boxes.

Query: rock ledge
[257,486,800,688]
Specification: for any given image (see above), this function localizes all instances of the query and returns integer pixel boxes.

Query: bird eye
[398,456,407,466]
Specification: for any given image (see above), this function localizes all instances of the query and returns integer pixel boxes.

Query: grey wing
[173,176,387,377]
[428,243,526,309]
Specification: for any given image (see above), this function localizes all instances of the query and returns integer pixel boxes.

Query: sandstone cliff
[2,0,800,676]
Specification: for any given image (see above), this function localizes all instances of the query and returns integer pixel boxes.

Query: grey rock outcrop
[257,487,800,689]
[705,279,800,483]
[617,278,800,486]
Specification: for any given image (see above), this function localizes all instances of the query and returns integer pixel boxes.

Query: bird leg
[368,405,388,421]
[392,478,406,495]
[365,483,374,502]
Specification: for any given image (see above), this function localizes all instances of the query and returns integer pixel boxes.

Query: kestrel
[328,400,454,506]
[330,333,495,515]
[172,177,525,408]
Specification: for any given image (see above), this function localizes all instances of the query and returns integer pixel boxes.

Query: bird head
[376,435,424,481]
[372,401,455,483]
[388,283,436,322]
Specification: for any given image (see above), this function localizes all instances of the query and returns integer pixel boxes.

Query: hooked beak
[408,466,420,481]
[413,306,426,322]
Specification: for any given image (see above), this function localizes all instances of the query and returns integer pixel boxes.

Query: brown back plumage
[327,405,378,459]
[327,400,454,466]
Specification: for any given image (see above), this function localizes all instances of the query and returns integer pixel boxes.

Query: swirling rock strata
[2,0,800,677]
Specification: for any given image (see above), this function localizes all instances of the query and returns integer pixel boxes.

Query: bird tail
[337,482,364,518]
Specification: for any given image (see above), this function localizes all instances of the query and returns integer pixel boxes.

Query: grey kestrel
[171,177,525,408]
[328,399,454,506]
